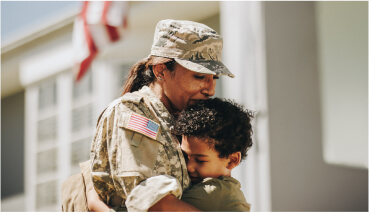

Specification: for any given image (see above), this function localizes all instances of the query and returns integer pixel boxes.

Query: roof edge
[1,6,79,53]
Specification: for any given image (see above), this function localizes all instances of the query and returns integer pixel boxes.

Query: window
[26,70,97,210]
[37,116,57,145]
[25,63,133,210]
[70,70,95,173]
[71,137,91,168]
[34,78,59,210]
[36,180,58,209]
[38,79,57,110]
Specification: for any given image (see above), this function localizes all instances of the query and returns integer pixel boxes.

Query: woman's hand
[87,189,110,212]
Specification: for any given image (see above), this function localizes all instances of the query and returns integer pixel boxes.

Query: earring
[158,77,163,81]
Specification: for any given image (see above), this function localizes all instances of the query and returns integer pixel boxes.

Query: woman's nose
[202,77,216,97]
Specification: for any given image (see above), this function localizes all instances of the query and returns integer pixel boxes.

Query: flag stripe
[127,125,156,137]
[126,113,159,139]
[128,117,157,136]
[102,1,120,42]
[81,1,98,53]
[77,51,97,81]
[128,125,156,136]
[105,25,120,42]
[77,1,99,81]
[73,1,129,81]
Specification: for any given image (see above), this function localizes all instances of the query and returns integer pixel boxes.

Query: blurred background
[1,1,367,211]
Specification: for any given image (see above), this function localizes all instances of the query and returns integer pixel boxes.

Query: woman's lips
[189,98,208,105]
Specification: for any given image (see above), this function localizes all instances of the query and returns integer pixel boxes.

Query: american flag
[126,113,160,140]
[73,1,129,81]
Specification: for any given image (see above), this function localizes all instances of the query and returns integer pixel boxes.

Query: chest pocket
[117,112,164,178]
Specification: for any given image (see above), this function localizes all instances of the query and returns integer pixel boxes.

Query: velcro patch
[125,113,160,140]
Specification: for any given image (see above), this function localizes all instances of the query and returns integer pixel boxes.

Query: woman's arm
[87,189,110,212]
[87,190,201,212]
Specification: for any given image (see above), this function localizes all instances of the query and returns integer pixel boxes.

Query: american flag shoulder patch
[125,112,160,140]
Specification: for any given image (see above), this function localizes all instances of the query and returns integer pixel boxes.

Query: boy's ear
[227,152,241,170]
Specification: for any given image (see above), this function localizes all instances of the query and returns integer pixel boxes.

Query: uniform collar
[139,86,176,130]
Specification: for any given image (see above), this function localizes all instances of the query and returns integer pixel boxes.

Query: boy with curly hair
[175,97,254,211]
[87,98,253,211]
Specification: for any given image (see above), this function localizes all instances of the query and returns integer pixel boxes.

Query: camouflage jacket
[90,86,190,211]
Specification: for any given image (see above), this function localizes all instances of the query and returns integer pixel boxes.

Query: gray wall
[1,91,25,198]
[264,2,368,211]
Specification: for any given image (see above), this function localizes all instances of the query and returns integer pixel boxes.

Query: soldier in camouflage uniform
[62,19,234,212]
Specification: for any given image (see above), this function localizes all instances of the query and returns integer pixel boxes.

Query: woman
[62,19,234,211]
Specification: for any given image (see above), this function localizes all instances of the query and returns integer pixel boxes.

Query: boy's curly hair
[174,98,254,160]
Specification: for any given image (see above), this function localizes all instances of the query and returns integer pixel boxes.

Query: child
[174,97,253,211]
[88,98,253,211]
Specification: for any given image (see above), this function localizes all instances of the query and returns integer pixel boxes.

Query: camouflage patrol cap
[150,19,234,78]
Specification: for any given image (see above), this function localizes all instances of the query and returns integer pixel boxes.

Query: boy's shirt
[181,176,251,211]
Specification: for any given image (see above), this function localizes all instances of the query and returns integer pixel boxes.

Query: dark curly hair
[174,98,254,160]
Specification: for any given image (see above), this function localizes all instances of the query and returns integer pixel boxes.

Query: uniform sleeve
[61,173,89,212]
[125,175,182,212]
[90,101,179,209]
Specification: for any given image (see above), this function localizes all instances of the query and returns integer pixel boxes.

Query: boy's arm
[149,194,201,211]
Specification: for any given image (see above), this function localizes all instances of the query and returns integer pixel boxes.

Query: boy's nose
[186,161,195,173]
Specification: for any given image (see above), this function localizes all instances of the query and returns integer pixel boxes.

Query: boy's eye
[195,158,207,163]
[213,75,219,80]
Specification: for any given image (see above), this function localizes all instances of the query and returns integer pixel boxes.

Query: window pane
[37,148,57,175]
[36,180,58,209]
[71,137,91,168]
[37,116,57,145]
[38,79,57,110]
[71,103,94,133]
[73,69,93,99]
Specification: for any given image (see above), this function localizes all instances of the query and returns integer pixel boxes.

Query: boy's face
[181,135,230,184]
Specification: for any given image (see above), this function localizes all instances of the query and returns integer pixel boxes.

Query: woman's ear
[152,64,166,81]
[227,152,241,170]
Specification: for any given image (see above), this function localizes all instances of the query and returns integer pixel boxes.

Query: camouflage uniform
[90,86,190,211]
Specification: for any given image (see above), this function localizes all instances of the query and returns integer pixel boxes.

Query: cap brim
[174,59,235,78]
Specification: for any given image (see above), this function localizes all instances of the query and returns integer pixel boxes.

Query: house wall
[1,91,25,198]
[316,1,368,169]
[264,2,368,211]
